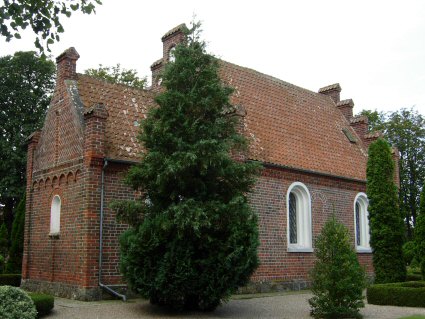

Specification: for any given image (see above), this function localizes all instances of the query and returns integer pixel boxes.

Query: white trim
[354,192,371,252]
[50,195,61,235]
[286,182,313,252]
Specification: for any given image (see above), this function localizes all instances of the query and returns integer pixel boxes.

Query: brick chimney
[151,24,187,91]
[56,47,80,83]
[319,83,341,104]
[161,23,187,62]
[350,115,368,142]
[337,99,354,121]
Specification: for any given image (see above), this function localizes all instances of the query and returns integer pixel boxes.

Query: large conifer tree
[113,24,259,311]
[366,138,406,283]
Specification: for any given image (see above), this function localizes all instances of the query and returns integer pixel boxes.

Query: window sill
[287,246,314,253]
[49,232,60,239]
[356,247,372,253]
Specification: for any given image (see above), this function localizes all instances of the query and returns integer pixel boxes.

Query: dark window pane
[289,192,297,244]
[355,202,360,246]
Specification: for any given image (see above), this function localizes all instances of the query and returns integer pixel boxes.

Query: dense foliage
[367,138,406,283]
[0,51,55,234]
[309,215,366,319]
[360,108,425,238]
[85,64,146,89]
[367,281,425,307]
[0,0,101,52]
[0,285,37,319]
[416,185,425,279]
[113,24,260,311]
[6,195,25,273]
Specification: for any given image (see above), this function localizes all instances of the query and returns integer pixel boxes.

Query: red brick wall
[249,165,373,283]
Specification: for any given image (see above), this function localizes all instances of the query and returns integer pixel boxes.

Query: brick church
[22,24,390,300]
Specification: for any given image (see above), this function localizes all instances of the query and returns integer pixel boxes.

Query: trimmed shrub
[309,215,366,319]
[0,285,37,319]
[0,273,21,286]
[28,293,54,317]
[367,281,425,307]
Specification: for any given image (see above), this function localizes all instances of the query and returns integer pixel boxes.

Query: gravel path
[44,292,425,319]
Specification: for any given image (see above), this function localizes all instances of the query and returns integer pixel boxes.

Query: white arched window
[354,193,371,252]
[50,195,61,235]
[286,182,313,252]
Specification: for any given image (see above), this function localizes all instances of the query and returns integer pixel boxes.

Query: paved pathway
[44,292,425,319]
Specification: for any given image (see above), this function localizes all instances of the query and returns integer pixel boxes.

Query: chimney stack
[319,83,341,104]
[337,99,354,121]
[56,47,80,83]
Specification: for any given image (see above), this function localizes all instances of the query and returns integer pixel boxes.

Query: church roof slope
[76,74,156,161]
[219,61,368,181]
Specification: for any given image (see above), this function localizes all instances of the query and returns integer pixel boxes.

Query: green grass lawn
[398,316,425,319]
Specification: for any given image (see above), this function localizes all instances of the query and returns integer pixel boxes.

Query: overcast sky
[1,0,424,115]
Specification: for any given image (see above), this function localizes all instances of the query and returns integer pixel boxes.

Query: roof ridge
[219,60,326,98]
[77,73,151,93]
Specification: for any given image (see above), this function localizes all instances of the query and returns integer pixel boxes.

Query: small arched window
[354,193,370,252]
[169,46,176,62]
[50,195,61,235]
[287,182,313,252]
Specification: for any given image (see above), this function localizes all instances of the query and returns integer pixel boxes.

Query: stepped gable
[219,61,368,181]
[76,74,155,161]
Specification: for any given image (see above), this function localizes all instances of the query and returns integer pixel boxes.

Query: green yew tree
[366,138,406,283]
[113,23,260,311]
[6,195,25,273]
[309,215,366,319]
[416,184,425,278]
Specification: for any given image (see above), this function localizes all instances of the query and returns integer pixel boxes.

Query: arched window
[354,193,370,252]
[286,182,312,252]
[50,195,61,235]
[168,46,176,62]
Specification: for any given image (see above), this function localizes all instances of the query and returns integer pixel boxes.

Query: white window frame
[50,195,61,235]
[286,182,313,252]
[354,192,371,253]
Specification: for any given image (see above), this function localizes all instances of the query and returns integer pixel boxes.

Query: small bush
[28,293,54,317]
[0,274,21,286]
[0,285,37,319]
[367,281,425,307]
[309,215,366,319]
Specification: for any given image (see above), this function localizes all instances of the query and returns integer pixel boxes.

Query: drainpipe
[99,158,127,301]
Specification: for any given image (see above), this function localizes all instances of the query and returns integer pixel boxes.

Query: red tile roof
[77,75,155,161]
[75,61,368,181]
[219,61,368,181]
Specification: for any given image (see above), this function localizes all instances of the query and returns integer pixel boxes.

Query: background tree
[367,138,406,283]
[416,184,425,278]
[0,0,101,53]
[5,195,25,273]
[85,64,146,89]
[309,215,366,319]
[112,23,260,311]
[0,51,55,234]
[360,108,425,239]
